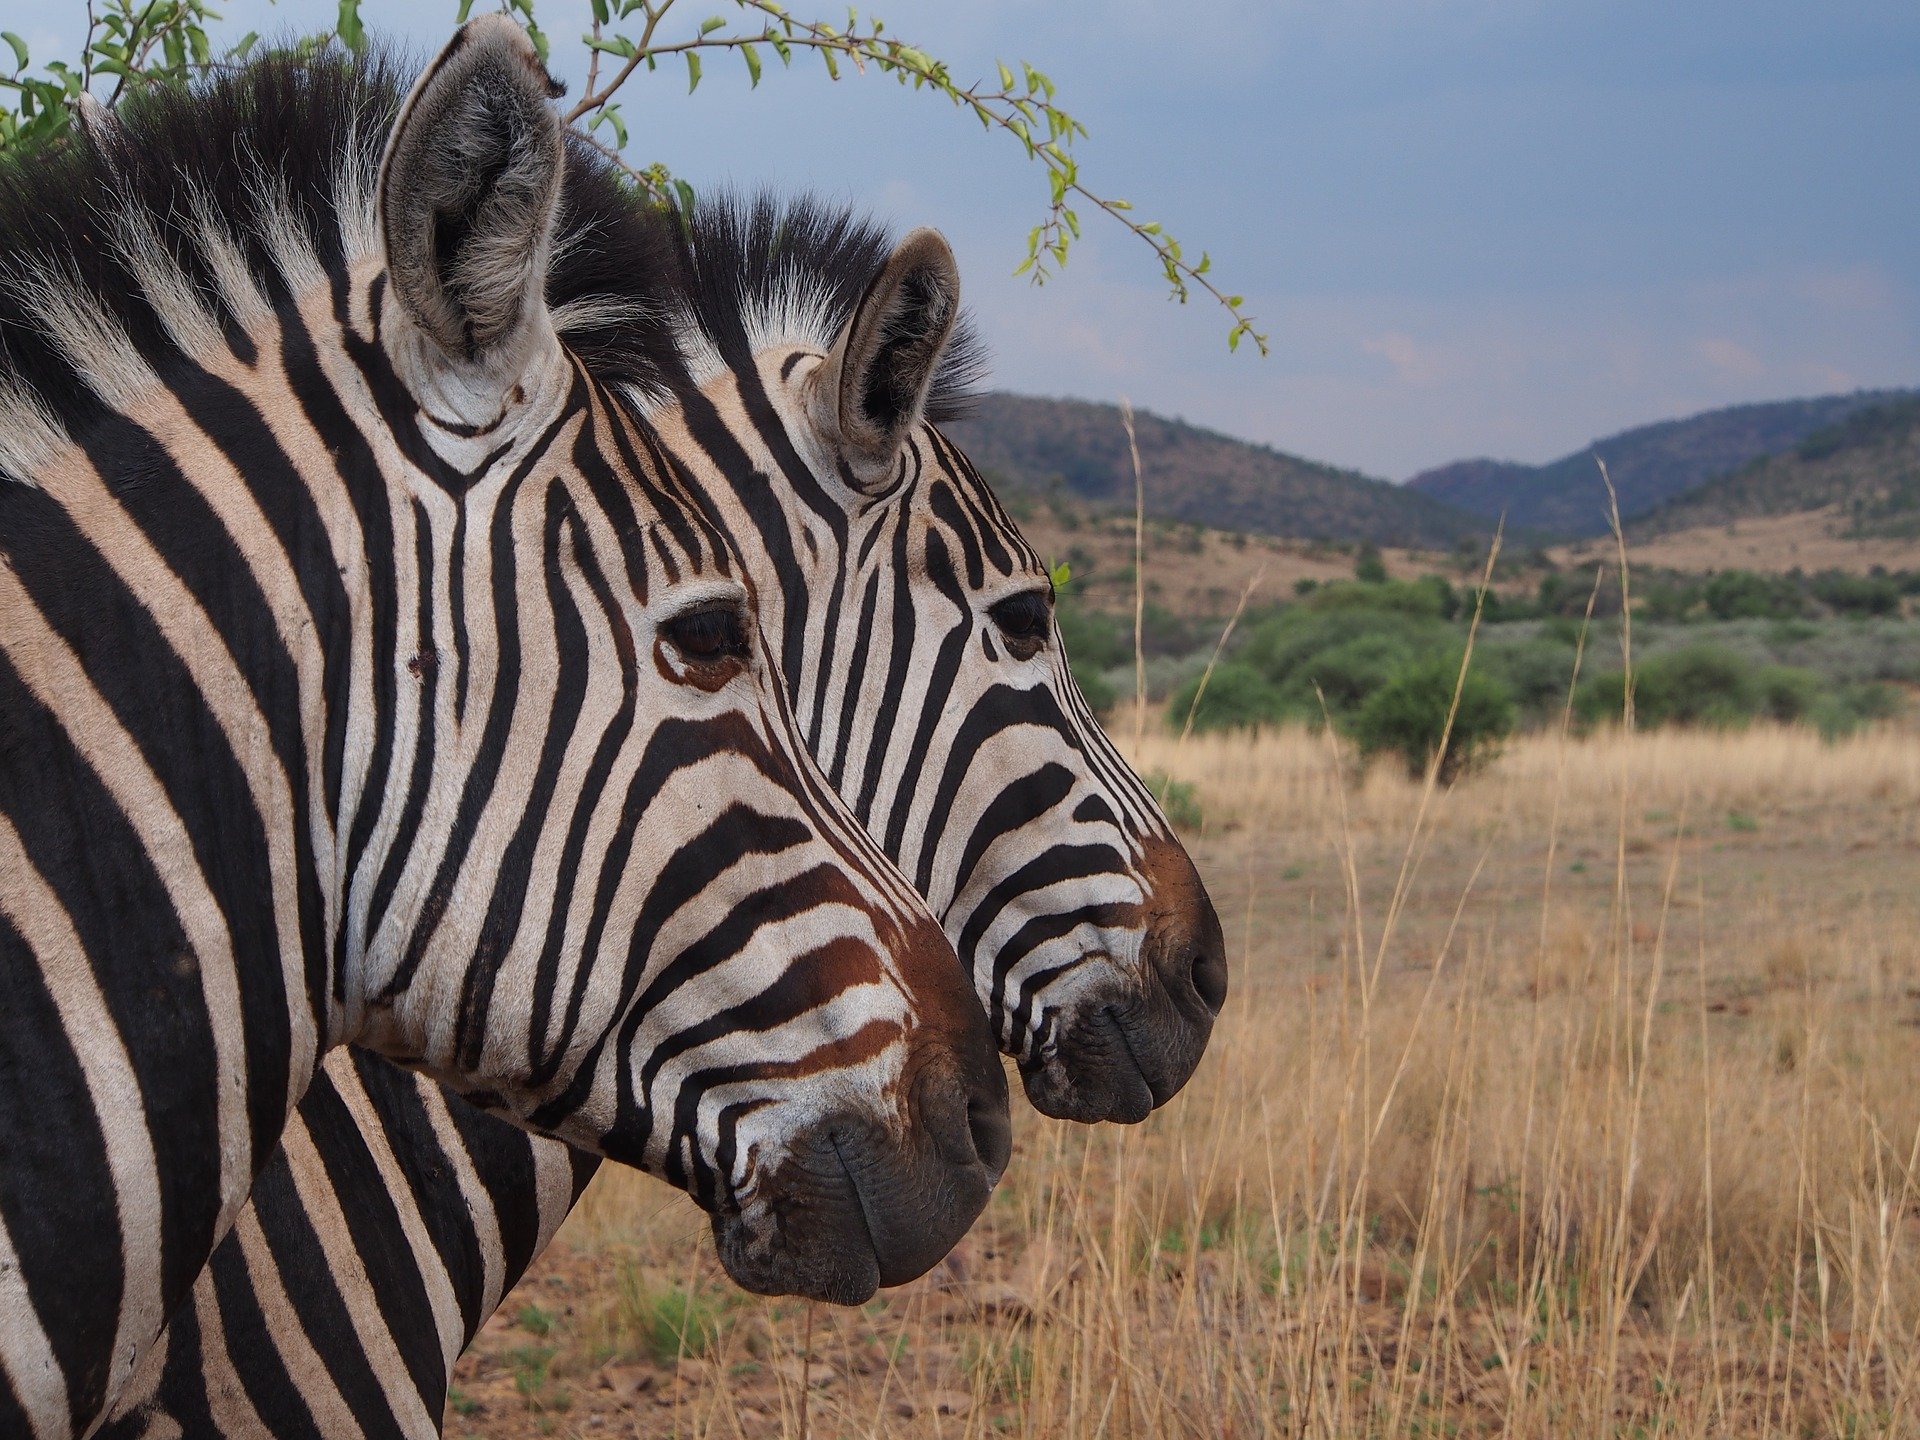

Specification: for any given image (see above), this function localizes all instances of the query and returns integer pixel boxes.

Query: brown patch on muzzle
[1024,832,1227,1124]
[712,917,1010,1304]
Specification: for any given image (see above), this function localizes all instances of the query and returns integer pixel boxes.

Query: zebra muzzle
[1020,832,1228,1125]
[710,1031,1009,1305]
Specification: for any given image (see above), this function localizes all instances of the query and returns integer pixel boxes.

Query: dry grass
[1013,499,1460,616]
[452,724,1920,1439]
[1562,507,1920,576]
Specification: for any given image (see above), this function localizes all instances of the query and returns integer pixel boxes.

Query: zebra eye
[988,590,1051,660]
[662,602,751,665]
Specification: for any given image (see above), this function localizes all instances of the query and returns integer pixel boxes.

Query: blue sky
[14,0,1919,477]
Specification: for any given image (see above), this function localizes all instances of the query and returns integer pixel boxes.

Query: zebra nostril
[967,1082,1012,1176]
[1191,931,1228,1015]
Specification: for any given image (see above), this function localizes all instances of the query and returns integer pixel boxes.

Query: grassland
[449,722,1920,1439]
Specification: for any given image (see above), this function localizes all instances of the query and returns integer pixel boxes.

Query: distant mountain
[1407,391,1915,537]
[1636,396,1920,539]
[942,394,1487,550]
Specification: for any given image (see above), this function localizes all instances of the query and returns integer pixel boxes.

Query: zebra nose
[1140,829,1229,1033]
[914,1040,1012,1178]
[1151,880,1228,1022]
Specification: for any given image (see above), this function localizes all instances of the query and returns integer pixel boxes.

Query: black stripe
[0,907,120,1429]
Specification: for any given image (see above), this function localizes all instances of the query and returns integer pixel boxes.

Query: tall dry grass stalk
[467,723,1920,1440]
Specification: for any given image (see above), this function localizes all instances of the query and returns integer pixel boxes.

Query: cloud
[1361,330,1447,387]
[1696,336,1766,379]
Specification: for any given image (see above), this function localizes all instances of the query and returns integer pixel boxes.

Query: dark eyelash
[663,603,750,662]
[988,592,1051,650]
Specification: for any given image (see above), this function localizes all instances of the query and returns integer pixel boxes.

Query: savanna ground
[449,720,1920,1439]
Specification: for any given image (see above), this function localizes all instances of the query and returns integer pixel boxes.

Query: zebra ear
[811,228,960,487]
[377,17,566,363]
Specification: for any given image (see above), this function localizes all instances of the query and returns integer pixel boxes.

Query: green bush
[1301,579,1447,618]
[1349,653,1515,783]
[1054,595,1129,672]
[1271,633,1420,719]
[1354,543,1389,584]
[1165,662,1285,732]
[1141,770,1204,830]
[1481,636,1582,721]
[1071,661,1118,714]
[1809,681,1902,738]
[1809,569,1902,617]
[1702,569,1805,621]
[1574,644,1832,731]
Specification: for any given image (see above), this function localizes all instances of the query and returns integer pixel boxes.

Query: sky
[13,0,1920,478]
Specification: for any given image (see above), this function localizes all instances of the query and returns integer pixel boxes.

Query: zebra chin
[708,1043,1012,1304]
[1018,833,1230,1125]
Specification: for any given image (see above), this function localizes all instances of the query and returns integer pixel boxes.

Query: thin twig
[1177,566,1267,746]
[1122,397,1146,750]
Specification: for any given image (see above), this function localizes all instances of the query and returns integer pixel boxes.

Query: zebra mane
[0,49,399,480]
[0,45,978,485]
[663,191,990,423]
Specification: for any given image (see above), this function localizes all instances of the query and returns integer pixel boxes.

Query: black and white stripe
[110,101,1230,1440]
[0,24,1008,1439]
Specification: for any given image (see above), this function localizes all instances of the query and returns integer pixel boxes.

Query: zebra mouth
[706,1051,1008,1303]
[1019,1001,1158,1124]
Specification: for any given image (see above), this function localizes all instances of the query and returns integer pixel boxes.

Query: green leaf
[685,51,701,91]
[700,15,726,35]
[590,0,610,23]
[336,0,365,53]
[1049,560,1071,590]
[996,60,1014,90]
[456,0,478,20]
[227,30,259,60]
[741,42,762,87]
[2,32,30,73]
[672,178,697,216]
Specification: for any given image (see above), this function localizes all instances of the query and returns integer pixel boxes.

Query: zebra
[106,57,1231,1440]
[0,20,1014,1439]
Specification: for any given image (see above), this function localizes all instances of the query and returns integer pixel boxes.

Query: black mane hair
[0,48,408,451]
[667,191,988,423]
[0,43,983,482]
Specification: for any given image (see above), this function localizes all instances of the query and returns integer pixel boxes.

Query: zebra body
[0,23,1010,1438]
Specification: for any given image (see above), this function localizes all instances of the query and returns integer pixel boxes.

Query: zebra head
[357,20,1007,1301]
[644,199,1228,1124]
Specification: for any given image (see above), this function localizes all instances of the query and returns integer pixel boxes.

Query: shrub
[1349,653,1515,783]
[1703,569,1805,621]
[1166,662,1285,732]
[620,1279,727,1366]
[1273,633,1421,719]
[1354,543,1389,584]
[1574,645,1830,731]
[1072,661,1118,714]
[1809,569,1901,617]
[1481,636,1582,721]
[1054,596,1129,673]
[1141,770,1204,830]
[1809,681,1902,738]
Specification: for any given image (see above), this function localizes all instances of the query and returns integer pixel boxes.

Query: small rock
[895,1390,974,1418]
[770,1357,837,1388]
[597,1364,654,1404]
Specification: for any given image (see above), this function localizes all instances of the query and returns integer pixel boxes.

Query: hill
[1634,396,1920,540]
[1407,391,1913,537]
[941,393,1487,550]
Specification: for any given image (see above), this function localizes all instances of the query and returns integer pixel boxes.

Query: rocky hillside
[1635,396,1920,539]
[1408,391,1913,537]
[941,393,1487,550]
